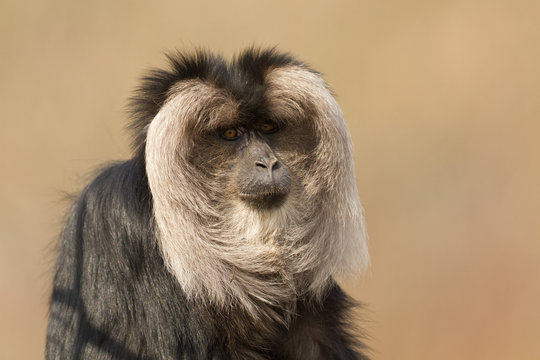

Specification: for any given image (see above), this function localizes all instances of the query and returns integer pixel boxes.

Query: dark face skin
[189,109,318,211]
[189,118,311,210]
[226,124,292,209]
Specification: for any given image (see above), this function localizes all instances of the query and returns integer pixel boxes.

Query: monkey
[45,48,370,360]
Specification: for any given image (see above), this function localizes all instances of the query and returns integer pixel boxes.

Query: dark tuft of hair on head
[127,49,228,153]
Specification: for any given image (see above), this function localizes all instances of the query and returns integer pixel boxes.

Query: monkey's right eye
[222,128,241,140]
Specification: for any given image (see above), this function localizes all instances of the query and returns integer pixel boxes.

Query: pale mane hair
[145,64,369,319]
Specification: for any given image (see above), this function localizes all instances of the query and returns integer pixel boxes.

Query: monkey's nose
[255,157,279,170]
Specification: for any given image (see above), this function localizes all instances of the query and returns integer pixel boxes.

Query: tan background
[1,0,539,359]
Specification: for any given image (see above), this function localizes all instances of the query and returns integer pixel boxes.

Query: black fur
[128,48,300,152]
[46,49,370,359]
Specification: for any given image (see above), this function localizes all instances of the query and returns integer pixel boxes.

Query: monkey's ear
[127,50,226,153]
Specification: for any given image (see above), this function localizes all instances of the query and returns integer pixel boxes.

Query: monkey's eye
[222,128,241,140]
[260,123,278,134]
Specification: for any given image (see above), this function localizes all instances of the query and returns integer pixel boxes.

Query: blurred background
[1,0,539,359]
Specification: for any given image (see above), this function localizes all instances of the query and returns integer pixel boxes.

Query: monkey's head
[130,49,369,317]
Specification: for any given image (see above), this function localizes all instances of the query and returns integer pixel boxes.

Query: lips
[239,189,288,209]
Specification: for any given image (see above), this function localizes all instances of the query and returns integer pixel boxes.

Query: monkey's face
[222,125,292,209]
[189,116,318,212]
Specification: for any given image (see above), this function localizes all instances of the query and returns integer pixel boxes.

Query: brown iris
[260,123,277,133]
[222,129,239,140]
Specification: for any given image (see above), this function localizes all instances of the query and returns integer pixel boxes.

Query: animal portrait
[46,48,370,359]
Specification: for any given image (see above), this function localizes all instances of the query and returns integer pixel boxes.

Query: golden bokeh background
[1,0,539,359]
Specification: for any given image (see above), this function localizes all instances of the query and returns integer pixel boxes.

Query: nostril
[255,161,267,169]
[255,157,279,170]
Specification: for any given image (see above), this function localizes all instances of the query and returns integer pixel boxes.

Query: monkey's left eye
[260,123,278,134]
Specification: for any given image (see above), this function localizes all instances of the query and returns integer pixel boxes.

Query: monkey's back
[46,159,222,359]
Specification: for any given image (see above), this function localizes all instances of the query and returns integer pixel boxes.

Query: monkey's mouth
[237,167,291,210]
[239,191,288,209]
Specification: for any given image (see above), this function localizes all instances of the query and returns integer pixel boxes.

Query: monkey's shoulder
[82,158,151,211]
[49,159,220,359]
